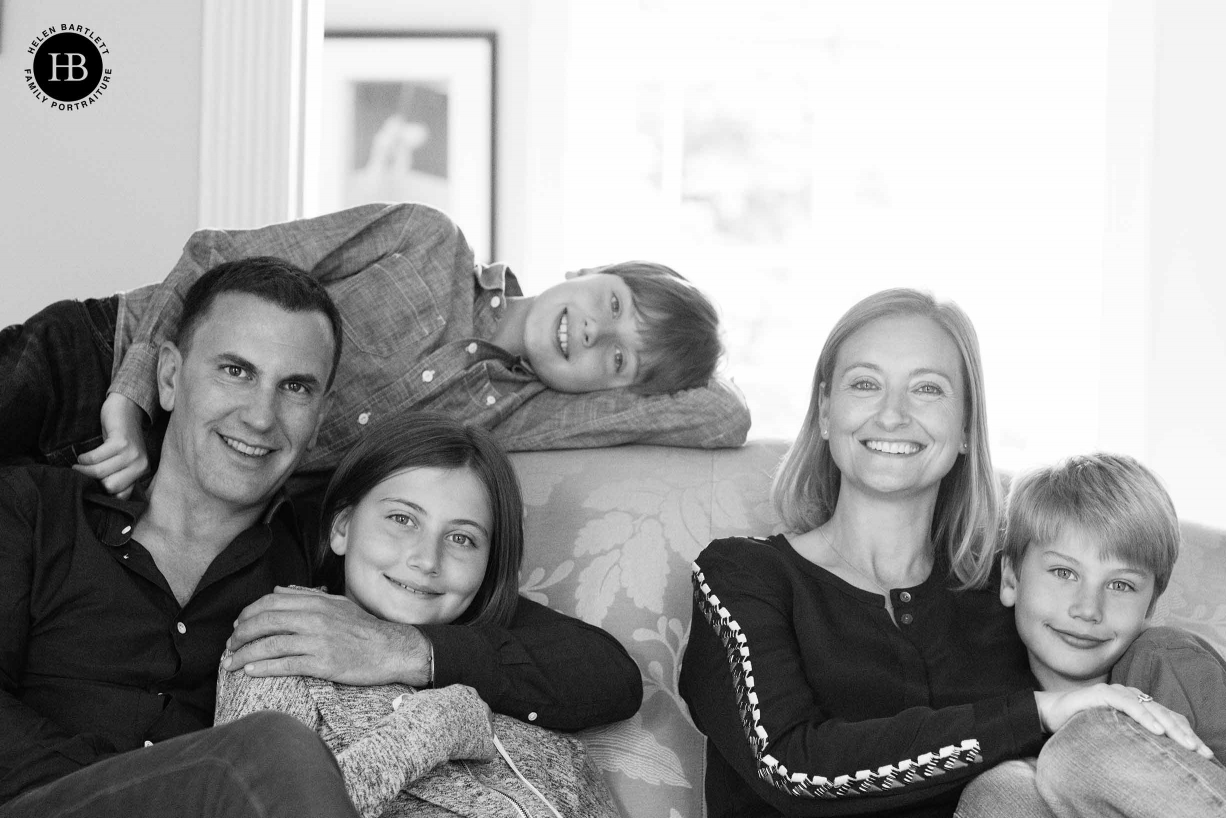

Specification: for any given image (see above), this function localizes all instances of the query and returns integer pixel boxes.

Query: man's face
[520,270,645,393]
[157,293,335,513]
[1001,527,1156,692]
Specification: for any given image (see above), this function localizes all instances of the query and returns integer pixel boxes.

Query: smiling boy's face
[1001,526,1156,691]
[518,270,645,393]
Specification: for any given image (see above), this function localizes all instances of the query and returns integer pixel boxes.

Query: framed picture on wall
[315,32,496,262]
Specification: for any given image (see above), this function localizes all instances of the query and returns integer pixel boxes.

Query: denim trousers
[955,707,1226,817]
[0,712,360,818]
[0,297,119,467]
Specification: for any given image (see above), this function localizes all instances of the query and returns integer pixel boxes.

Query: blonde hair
[1003,453,1179,607]
[770,288,1001,589]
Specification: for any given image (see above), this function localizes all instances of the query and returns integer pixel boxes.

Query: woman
[216,412,618,818]
[679,289,1210,818]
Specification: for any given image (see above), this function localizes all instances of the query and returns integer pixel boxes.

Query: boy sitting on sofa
[960,452,1226,816]
[0,202,748,496]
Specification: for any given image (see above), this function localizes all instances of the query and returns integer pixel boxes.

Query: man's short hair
[601,261,722,395]
[176,257,344,389]
[1003,452,1180,601]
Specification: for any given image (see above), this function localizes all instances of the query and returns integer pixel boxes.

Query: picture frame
[316,32,497,262]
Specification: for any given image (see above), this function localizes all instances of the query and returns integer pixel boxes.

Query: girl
[216,412,619,818]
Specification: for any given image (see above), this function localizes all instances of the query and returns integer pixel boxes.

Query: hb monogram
[47,53,89,82]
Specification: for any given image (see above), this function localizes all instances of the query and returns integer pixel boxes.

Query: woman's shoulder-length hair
[770,288,1001,590]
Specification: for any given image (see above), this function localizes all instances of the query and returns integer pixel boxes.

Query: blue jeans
[956,757,1052,818]
[0,297,118,467]
[0,712,360,818]
[956,708,1226,817]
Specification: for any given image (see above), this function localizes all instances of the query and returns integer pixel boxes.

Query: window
[557,0,1114,476]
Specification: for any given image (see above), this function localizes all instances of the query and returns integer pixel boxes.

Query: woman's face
[820,314,967,502]
[330,466,492,626]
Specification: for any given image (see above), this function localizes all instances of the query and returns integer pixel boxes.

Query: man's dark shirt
[0,466,311,803]
[0,464,643,806]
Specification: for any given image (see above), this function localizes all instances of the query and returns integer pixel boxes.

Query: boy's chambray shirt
[111,204,749,472]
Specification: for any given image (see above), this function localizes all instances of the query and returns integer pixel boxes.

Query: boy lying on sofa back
[0,202,749,495]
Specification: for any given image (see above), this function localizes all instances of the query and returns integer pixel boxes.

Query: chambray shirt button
[358,412,371,425]
[144,740,153,747]
[422,370,435,383]
[490,296,501,308]
[176,622,187,635]
[899,591,912,603]
[466,342,478,354]
[485,395,496,406]
[121,525,132,535]
[900,613,914,626]
[527,712,538,722]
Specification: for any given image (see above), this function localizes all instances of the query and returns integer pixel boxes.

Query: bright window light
[558,1,1115,481]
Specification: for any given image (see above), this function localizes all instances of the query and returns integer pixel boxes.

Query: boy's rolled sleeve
[492,376,751,451]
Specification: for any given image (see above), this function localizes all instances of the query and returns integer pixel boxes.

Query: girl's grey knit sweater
[216,651,619,817]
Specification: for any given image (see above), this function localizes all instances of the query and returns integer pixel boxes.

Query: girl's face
[330,466,492,626]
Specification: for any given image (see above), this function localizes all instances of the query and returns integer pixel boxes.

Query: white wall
[0,0,202,326]
[1146,0,1226,524]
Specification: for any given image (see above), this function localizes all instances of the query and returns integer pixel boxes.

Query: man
[0,258,641,816]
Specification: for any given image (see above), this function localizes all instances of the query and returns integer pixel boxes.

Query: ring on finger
[1137,693,1154,703]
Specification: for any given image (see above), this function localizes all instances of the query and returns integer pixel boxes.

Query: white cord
[491,732,565,818]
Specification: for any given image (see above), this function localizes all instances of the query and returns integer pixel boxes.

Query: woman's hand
[73,393,149,497]
[1035,685,1213,759]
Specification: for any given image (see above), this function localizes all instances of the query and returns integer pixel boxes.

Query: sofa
[509,440,1226,818]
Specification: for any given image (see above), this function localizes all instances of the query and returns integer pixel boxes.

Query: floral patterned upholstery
[509,441,1226,818]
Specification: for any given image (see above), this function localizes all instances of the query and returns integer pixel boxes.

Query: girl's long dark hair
[318,412,523,627]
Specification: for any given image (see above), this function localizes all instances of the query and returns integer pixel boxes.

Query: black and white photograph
[2,2,1225,818]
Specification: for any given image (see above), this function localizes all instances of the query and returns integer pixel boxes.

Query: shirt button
[358,412,371,425]
[176,622,187,635]
[485,395,496,406]
[466,342,478,354]
[122,554,129,560]
[900,613,914,625]
[899,591,912,603]
[121,525,132,535]
[422,370,435,383]
[490,296,502,308]
[144,740,153,747]
[527,712,537,722]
